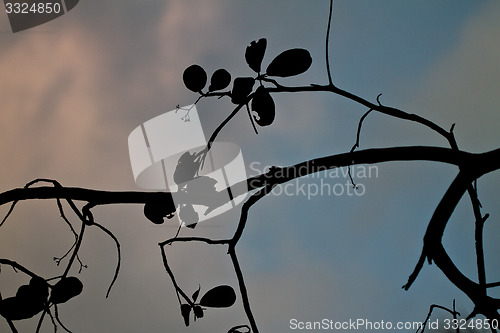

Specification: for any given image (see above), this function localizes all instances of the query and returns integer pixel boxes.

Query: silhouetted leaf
[174,151,201,185]
[251,85,275,126]
[183,176,220,214]
[29,276,49,302]
[179,204,199,228]
[266,48,312,77]
[0,278,49,321]
[231,77,255,104]
[50,277,83,304]
[2,277,50,320]
[193,305,204,320]
[0,296,42,321]
[208,69,231,92]
[199,285,236,308]
[192,285,201,302]
[228,324,251,333]
[0,297,19,320]
[144,200,176,224]
[180,303,191,327]
[15,285,33,299]
[183,64,207,93]
[184,176,218,195]
[245,38,267,73]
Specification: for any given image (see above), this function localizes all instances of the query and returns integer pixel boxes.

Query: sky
[1,1,500,332]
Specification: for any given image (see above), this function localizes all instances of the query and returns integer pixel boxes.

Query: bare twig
[245,103,259,135]
[62,221,86,278]
[416,302,460,333]
[6,319,18,333]
[92,221,121,298]
[0,259,40,279]
[53,304,73,333]
[325,0,334,86]
[348,108,373,187]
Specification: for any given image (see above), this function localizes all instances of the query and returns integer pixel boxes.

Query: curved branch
[0,259,40,279]
[1,147,499,211]
[325,0,334,86]
[405,160,500,319]
[92,222,121,298]
[0,188,174,210]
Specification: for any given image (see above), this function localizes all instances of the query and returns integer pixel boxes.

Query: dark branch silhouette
[1,1,499,332]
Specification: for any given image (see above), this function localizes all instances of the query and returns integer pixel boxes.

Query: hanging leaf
[50,277,83,304]
[184,176,218,195]
[173,151,201,185]
[266,48,312,77]
[29,276,49,302]
[0,296,43,321]
[231,77,255,105]
[192,285,201,303]
[143,199,176,224]
[1,277,46,320]
[180,304,191,327]
[16,287,43,304]
[245,38,267,73]
[208,69,231,92]
[183,64,207,93]
[228,325,251,333]
[184,176,220,214]
[251,85,275,126]
[0,278,48,321]
[179,204,199,228]
[193,305,204,320]
[199,285,236,308]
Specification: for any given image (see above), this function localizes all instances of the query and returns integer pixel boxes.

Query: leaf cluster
[0,276,82,322]
[180,285,236,327]
[182,38,312,129]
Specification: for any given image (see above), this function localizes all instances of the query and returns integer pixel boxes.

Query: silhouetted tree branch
[1,1,499,332]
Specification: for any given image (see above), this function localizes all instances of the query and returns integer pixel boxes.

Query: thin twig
[228,247,258,333]
[92,221,121,298]
[35,306,46,333]
[245,103,259,135]
[6,318,17,333]
[54,304,73,333]
[416,302,460,333]
[0,259,39,279]
[325,0,334,86]
[350,108,373,153]
[348,108,373,187]
[62,221,86,278]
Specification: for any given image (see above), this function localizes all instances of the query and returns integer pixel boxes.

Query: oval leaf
[179,204,199,228]
[199,285,236,308]
[144,200,171,224]
[29,276,49,301]
[10,278,49,320]
[0,296,43,321]
[228,325,251,333]
[231,77,255,105]
[266,48,312,77]
[192,285,201,302]
[251,86,275,126]
[183,64,207,93]
[15,285,33,299]
[245,38,267,73]
[193,305,204,320]
[180,304,191,327]
[208,69,231,92]
[184,176,218,195]
[50,277,83,304]
[173,151,200,185]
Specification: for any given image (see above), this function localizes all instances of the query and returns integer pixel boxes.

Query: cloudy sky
[1,1,500,332]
